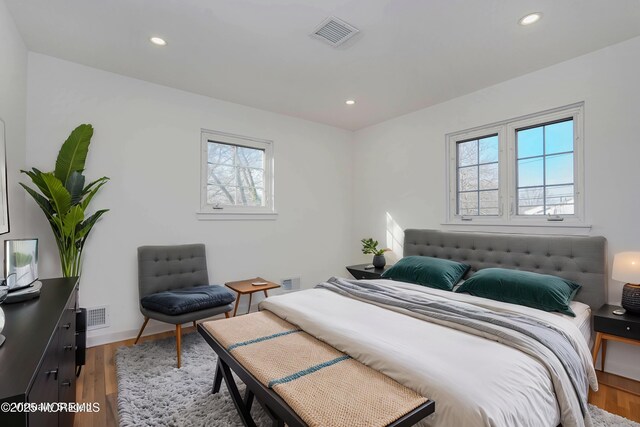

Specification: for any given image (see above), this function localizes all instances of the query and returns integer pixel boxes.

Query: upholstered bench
[199,311,435,427]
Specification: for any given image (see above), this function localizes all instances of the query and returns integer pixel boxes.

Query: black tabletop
[0,277,78,399]
[594,304,640,324]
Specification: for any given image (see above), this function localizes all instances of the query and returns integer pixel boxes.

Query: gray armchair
[135,244,234,367]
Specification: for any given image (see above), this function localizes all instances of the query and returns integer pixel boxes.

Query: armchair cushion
[141,285,235,316]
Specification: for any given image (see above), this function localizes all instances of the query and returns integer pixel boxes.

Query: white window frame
[445,103,587,229]
[198,129,276,220]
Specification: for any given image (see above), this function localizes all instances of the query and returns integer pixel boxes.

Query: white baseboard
[86,304,260,348]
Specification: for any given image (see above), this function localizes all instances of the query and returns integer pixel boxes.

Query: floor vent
[311,16,359,47]
[86,305,110,331]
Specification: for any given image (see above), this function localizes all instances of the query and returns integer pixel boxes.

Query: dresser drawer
[594,316,640,340]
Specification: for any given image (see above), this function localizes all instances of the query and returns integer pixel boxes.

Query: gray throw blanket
[316,277,593,426]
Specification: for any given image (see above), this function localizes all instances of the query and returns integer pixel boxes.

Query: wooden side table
[592,304,640,372]
[225,277,280,317]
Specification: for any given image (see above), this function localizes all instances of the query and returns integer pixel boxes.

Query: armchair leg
[176,324,182,368]
[193,321,197,328]
[225,311,230,319]
[134,317,150,344]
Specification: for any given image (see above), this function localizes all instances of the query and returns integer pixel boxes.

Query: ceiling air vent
[311,16,359,47]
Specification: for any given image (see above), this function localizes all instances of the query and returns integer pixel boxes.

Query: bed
[259,229,607,427]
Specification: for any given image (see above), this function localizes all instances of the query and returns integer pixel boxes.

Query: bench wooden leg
[219,358,258,427]
[602,339,607,371]
[244,389,255,412]
[212,359,223,394]
[176,324,182,369]
[134,317,149,344]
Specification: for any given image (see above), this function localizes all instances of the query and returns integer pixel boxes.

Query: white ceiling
[6,0,640,130]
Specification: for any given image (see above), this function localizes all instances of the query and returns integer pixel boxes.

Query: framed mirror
[0,119,8,234]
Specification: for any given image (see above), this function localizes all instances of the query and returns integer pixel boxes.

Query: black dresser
[0,277,79,427]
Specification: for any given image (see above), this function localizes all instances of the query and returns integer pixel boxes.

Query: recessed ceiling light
[345,99,356,105]
[150,37,167,46]
[519,13,542,26]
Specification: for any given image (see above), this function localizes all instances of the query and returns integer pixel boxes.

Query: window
[200,130,275,219]
[446,103,584,226]
[456,134,499,216]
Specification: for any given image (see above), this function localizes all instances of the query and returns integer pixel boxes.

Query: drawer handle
[64,345,75,351]
[61,380,72,387]
[62,323,72,329]
[627,326,631,331]
[46,369,58,380]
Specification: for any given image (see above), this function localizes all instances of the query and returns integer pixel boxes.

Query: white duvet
[259,279,596,427]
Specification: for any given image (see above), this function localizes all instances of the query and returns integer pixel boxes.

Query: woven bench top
[202,311,429,427]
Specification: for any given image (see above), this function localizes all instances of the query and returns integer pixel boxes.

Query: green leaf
[54,124,93,185]
[41,173,72,216]
[81,176,109,196]
[77,209,108,240]
[66,171,85,205]
[63,205,84,237]
[21,168,52,198]
[81,178,109,210]
[20,183,55,218]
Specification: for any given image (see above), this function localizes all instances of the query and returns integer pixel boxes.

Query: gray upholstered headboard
[403,229,607,310]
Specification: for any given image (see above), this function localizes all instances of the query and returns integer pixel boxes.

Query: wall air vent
[311,16,359,47]
[86,305,110,331]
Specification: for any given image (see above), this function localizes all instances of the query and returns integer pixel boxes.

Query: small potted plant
[361,238,391,269]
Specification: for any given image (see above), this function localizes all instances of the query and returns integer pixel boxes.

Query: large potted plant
[20,124,109,277]
[361,238,390,269]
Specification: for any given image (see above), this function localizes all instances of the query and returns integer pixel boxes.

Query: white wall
[0,0,27,238]
[25,53,353,345]
[352,35,640,380]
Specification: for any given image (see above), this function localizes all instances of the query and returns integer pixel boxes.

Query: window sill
[441,221,592,235]
[196,211,278,221]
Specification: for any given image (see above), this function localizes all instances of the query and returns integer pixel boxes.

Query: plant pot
[372,255,386,269]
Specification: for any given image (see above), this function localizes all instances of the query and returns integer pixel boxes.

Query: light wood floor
[75,327,640,427]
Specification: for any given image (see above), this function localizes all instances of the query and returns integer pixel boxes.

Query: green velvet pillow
[381,256,470,291]
[455,268,581,316]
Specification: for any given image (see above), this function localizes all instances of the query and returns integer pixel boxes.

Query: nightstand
[592,304,640,372]
[346,263,391,280]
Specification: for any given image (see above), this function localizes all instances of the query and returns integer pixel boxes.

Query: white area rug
[116,332,639,427]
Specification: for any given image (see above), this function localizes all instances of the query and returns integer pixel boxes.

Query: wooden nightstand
[592,304,640,372]
[225,277,280,317]
[346,263,392,280]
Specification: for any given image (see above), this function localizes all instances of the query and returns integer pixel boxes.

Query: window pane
[458,166,478,191]
[458,140,478,167]
[517,127,543,158]
[236,146,264,168]
[458,192,478,216]
[238,167,264,188]
[517,157,543,187]
[479,136,498,163]
[207,185,236,205]
[208,164,236,186]
[208,142,234,165]
[479,190,499,215]
[479,163,498,190]
[546,185,574,215]
[545,120,573,154]
[518,187,545,215]
[546,153,573,185]
[237,187,264,207]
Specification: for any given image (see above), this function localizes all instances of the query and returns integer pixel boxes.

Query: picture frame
[0,119,9,235]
